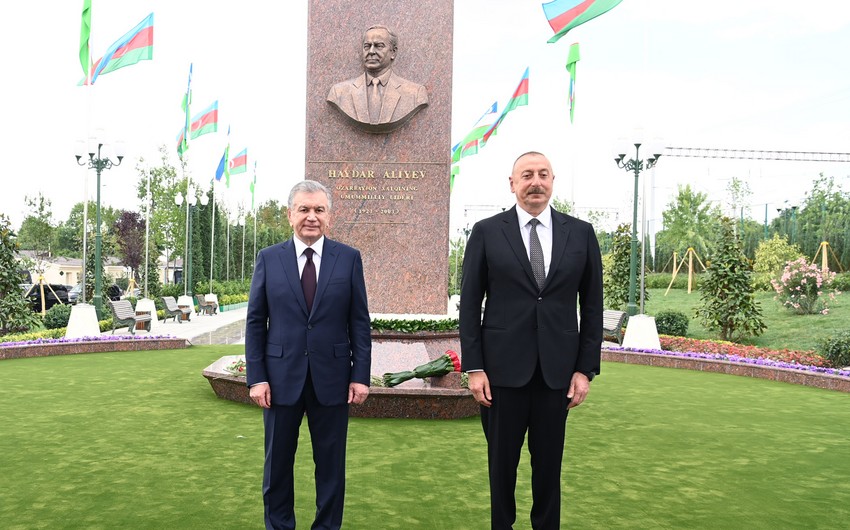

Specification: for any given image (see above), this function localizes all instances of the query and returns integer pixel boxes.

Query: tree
[656,184,721,263]
[550,196,572,215]
[114,210,146,281]
[16,193,55,262]
[603,223,648,311]
[696,217,766,342]
[448,236,465,297]
[0,214,41,334]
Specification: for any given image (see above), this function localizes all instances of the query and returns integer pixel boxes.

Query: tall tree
[17,193,55,263]
[114,210,145,281]
[655,184,721,264]
[0,214,42,334]
[696,217,766,342]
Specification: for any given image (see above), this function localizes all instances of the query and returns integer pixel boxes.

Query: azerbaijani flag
[189,101,219,139]
[482,68,529,145]
[451,102,498,163]
[542,0,622,43]
[87,13,154,84]
[229,148,248,175]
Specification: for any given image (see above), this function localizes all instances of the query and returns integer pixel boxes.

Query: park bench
[161,296,191,323]
[602,309,628,345]
[195,294,218,316]
[109,299,151,335]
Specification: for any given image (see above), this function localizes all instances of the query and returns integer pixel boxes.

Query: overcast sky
[3,0,850,240]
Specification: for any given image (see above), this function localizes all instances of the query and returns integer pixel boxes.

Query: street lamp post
[614,141,662,317]
[175,185,209,298]
[75,138,124,314]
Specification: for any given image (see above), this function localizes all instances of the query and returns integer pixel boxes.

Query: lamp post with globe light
[75,135,124,314]
[614,138,662,316]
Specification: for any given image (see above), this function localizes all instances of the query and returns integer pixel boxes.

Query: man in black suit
[245,180,371,530]
[460,151,603,529]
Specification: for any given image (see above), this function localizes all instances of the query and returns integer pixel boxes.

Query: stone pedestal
[65,303,100,338]
[203,331,478,419]
[622,315,662,351]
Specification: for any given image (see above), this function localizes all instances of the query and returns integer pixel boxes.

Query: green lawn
[643,288,849,352]
[1,346,849,529]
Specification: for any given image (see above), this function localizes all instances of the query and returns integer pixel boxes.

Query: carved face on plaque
[362,28,396,77]
[326,25,429,134]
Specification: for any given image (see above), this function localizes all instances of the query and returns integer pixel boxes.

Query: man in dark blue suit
[245,180,371,530]
[460,151,603,529]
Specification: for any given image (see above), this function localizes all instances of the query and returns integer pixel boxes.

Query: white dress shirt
[292,236,324,281]
[515,205,553,277]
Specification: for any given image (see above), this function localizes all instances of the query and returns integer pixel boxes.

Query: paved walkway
[103,306,247,345]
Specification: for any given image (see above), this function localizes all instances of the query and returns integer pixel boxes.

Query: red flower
[446,350,461,372]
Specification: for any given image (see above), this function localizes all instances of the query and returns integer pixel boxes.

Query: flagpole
[144,167,151,298]
[209,180,216,294]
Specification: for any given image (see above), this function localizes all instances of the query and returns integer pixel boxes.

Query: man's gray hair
[364,25,398,51]
[288,180,332,211]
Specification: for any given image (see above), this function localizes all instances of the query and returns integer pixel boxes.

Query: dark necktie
[528,219,546,290]
[302,248,317,314]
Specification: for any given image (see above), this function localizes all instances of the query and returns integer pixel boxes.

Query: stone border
[0,338,189,360]
[603,348,850,393]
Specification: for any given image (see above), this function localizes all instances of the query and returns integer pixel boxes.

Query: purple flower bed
[608,345,850,379]
[0,335,176,348]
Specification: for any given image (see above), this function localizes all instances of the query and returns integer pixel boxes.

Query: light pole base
[65,303,101,338]
[622,314,661,351]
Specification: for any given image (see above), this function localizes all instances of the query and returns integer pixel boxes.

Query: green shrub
[654,310,689,336]
[753,234,803,275]
[750,271,775,292]
[43,303,73,330]
[816,330,850,368]
[830,272,850,292]
[220,294,249,306]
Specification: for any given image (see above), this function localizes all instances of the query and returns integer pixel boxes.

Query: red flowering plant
[659,336,831,367]
[381,350,462,387]
[224,357,247,376]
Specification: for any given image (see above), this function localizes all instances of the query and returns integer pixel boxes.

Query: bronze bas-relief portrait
[327,25,429,134]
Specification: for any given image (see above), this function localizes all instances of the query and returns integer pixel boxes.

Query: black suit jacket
[245,238,371,406]
[459,206,603,389]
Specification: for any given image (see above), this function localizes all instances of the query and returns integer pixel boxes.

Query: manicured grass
[644,288,849,352]
[1,346,849,529]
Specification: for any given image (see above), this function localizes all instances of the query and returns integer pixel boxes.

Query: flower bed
[659,336,830,367]
[0,335,187,360]
[604,343,850,393]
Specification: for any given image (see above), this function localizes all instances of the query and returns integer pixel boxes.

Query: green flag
[566,43,580,123]
[79,0,92,80]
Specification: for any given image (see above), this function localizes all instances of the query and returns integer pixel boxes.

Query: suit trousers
[480,365,570,530]
[263,370,349,530]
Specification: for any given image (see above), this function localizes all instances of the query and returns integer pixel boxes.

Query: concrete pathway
[103,306,247,345]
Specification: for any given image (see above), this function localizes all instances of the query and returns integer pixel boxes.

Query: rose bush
[771,257,839,315]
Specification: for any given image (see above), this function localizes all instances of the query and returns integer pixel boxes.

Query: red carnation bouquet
[382,350,461,387]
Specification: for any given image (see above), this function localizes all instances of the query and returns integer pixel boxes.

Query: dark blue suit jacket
[245,238,371,406]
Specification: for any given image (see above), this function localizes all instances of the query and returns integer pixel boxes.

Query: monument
[306,0,453,316]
